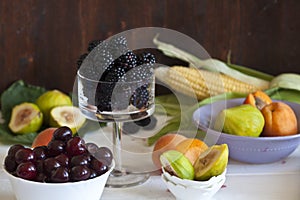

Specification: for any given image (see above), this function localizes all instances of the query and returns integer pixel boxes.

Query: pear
[214,104,265,137]
[160,150,194,180]
[194,144,228,181]
[9,102,43,134]
[36,90,72,124]
[49,105,86,134]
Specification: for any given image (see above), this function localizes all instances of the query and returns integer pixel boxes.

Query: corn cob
[155,66,263,100]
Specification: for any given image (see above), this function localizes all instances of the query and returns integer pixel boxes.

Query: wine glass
[74,37,155,187]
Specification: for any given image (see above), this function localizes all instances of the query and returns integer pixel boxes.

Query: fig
[8,102,43,134]
[49,106,86,134]
[160,150,194,180]
[175,138,208,165]
[36,90,72,124]
[152,133,187,169]
[243,90,272,110]
[194,144,228,181]
[214,104,265,137]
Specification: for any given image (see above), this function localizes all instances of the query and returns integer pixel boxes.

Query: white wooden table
[1,126,299,200]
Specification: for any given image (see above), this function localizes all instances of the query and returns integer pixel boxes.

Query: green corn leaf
[270,73,300,91]
[265,87,300,104]
[148,92,247,145]
[227,63,274,81]
[155,94,181,116]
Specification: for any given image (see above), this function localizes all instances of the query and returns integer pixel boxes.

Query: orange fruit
[31,127,57,148]
[176,138,208,165]
[152,133,187,169]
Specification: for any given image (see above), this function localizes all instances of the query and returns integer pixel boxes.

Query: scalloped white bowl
[161,168,226,200]
[3,162,114,200]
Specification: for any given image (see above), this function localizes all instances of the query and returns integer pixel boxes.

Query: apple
[261,102,298,137]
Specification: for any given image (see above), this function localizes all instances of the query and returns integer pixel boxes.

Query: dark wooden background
[0,0,299,94]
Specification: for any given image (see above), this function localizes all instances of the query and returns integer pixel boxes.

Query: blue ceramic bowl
[193,98,300,164]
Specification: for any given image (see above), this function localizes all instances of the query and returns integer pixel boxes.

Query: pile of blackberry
[77,37,155,112]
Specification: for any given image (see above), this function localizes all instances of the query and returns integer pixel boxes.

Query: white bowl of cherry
[3,126,114,200]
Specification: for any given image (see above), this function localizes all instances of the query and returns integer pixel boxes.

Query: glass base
[106,169,150,188]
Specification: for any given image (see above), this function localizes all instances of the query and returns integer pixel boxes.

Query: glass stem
[112,121,123,172]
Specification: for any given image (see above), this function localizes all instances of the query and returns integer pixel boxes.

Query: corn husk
[153,36,270,90]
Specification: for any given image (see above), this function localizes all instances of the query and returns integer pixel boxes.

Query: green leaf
[0,123,37,145]
[0,80,46,144]
[147,120,180,146]
[155,94,180,115]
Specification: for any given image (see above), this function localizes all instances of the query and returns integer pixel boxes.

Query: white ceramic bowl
[3,162,114,200]
[161,168,226,200]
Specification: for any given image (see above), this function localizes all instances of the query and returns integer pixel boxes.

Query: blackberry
[100,51,137,82]
[95,83,115,111]
[108,36,129,59]
[101,64,126,82]
[79,45,115,106]
[96,76,130,111]
[119,52,155,82]
[96,96,112,111]
[77,53,88,69]
[130,84,150,109]
[129,66,153,81]
[87,40,102,52]
[110,86,131,110]
[115,51,138,71]
[137,52,156,66]
[96,51,138,111]
[79,42,114,81]
[94,38,132,111]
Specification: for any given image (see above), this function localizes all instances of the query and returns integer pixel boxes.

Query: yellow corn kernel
[164,66,260,100]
